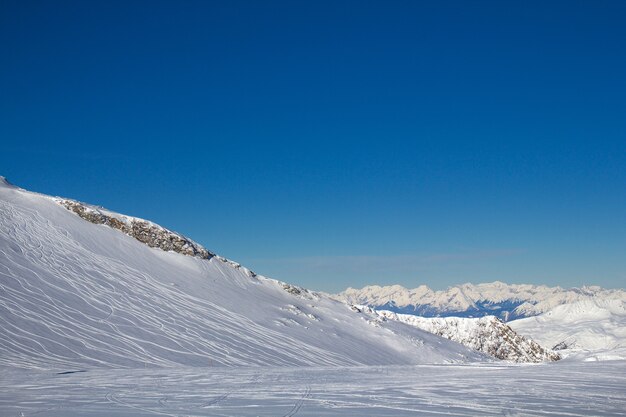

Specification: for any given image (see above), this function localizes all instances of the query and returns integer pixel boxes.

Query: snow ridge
[53,198,260,278]
[57,199,215,259]
[0,177,482,369]
[510,298,626,361]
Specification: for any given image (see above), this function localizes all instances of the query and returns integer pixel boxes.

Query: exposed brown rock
[59,200,213,259]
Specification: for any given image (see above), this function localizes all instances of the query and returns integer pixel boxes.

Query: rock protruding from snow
[0,179,484,369]
[366,307,560,362]
[58,199,215,259]
[56,199,259,277]
[335,282,626,321]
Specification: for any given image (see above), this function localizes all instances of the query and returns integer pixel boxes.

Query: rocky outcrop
[57,199,258,277]
[352,305,559,362]
[281,283,319,300]
[58,199,214,259]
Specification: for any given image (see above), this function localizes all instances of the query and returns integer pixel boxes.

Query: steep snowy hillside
[335,282,626,321]
[510,298,626,361]
[0,177,482,370]
[352,306,558,362]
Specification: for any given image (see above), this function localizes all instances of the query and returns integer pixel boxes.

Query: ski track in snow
[0,178,482,371]
[0,202,386,368]
[2,180,625,416]
[1,362,625,416]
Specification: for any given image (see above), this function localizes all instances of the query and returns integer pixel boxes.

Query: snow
[361,307,559,362]
[510,298,626,361]
[337,282,626,361]
[0,178,480,369]
[2,177,625,416]
[335,281,626,320]
[1,362,625,416]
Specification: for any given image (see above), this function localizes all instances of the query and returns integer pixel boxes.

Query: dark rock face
[59,200,214,259]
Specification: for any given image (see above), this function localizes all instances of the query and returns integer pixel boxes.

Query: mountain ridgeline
[335,283,626,321]
[0,177,484,370]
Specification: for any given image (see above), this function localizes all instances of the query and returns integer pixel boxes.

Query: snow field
[0,179,480,369]
[1,361,625,416]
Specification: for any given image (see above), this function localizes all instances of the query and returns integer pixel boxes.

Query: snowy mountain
[0,177,483,370]
[364,307,560,362]
[510,298,626,361]
[335,282,626,321]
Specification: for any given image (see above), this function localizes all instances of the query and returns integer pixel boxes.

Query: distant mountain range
[334,282,626,321]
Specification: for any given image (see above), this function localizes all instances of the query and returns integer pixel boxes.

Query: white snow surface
[1,362,625,416]
[335,281,626,319]
[0,178,482,370]
[510,298,626,361]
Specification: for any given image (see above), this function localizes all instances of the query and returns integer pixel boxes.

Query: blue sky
[1,1,625,292]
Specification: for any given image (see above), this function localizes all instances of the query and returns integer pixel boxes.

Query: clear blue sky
[1,1,625,292]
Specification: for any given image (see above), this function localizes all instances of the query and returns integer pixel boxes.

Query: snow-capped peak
[335,282,626,321]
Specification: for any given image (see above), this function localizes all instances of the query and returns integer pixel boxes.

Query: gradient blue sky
[1,1,625,292]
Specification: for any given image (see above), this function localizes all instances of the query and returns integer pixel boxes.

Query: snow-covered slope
[335,282,626,321]
[354,306,559,362]
[0,177,483,370]
[510,298,626,361]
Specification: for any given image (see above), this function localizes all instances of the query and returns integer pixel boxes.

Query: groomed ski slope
[0,178,482,369]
